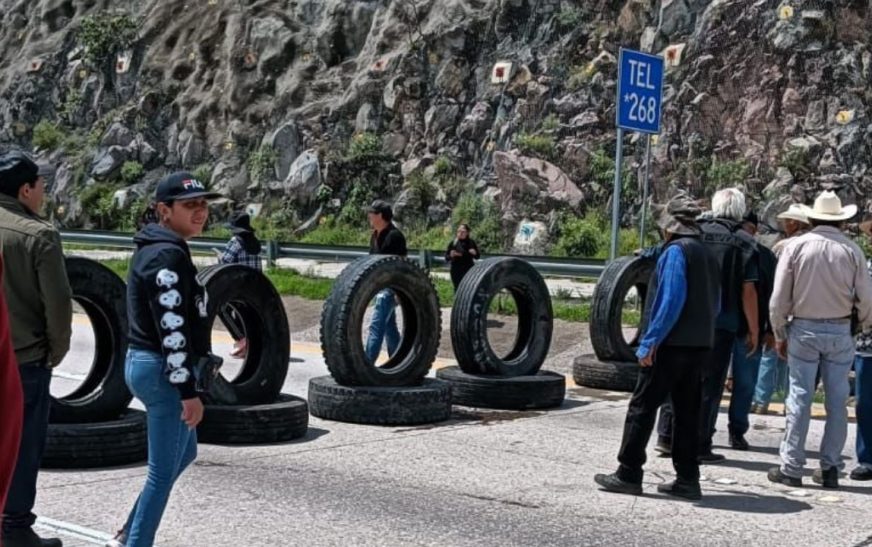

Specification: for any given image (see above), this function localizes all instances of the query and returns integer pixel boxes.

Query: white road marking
[35,517,162,546]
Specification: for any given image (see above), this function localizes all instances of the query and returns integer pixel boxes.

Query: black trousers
[218,303,245,341]
[617,346,706,484]
[3,362,51,532]
[657,329,735,452]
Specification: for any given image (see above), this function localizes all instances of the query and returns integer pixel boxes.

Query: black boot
[594,472,643,496]
[1,527,63,547]
[767,466,802,487]
[729,433,749,451]
[657,479,702,501]
[813,467,839,489]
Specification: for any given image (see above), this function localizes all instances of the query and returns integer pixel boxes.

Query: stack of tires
[309,256,452,425]
[43,258,145,469]
[195,265,308,444]
[572,256,655,393]
[437,258,565,410]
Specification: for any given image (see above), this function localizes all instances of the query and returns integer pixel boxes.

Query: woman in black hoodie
[108,172,221,547]
[445,223,480,290]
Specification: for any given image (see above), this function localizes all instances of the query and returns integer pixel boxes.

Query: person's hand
[763,332,775,349]
[776,339,788,361]
[639,347,656,367]
[181,397,204,429]
[746,330,759,357]
[469,248,478,256]
[450,250,462,258]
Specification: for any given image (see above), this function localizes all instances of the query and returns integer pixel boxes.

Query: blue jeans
[123,349,197,547]
[754,346,788,406]
[780,319,853,478]
[728,337,762,436]
[856,354,872,469]
[2,362,50,532]
[364,290,400,364]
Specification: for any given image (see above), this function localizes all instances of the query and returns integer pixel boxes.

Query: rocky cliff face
[0,0,869,244]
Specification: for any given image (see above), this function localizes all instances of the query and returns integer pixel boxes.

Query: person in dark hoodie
[216,212,262,358]
[107,172,221,547]
[445,223,479,290]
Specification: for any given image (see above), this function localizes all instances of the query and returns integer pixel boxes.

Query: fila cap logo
[182,179,205,190]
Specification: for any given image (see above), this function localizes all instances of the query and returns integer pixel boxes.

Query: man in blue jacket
[595,192,721,500]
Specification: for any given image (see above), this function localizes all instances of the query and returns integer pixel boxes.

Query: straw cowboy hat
[805,190,857,222]
[776,203,811,225]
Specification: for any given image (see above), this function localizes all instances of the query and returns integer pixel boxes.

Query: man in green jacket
[0,151,71,547]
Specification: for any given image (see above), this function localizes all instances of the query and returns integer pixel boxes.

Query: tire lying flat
[308,376,452,425]
[436,366,565,410]
[197,265,290,405]
[572,354,639,393]
[197,394,309,445]
[51,257,131,424]
[320,256,441,386]
[589,256,654,363]
[42,410,147,469]
[451,257,553,377]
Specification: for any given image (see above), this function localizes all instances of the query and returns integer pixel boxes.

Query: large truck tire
[198,394,309,444]
[308,376,452,425]
[42,410,147,469]
[197,265,290,405]
[436,366,565,410]
[572,354,639,393]
[320,256,440,386]
[589,256,654,362]
[451,258,553,377]
[51,257,131,424]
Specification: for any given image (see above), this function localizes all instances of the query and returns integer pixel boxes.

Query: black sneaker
[850,467,872,481]
[654,437,672,456]
[698,450,726,463]
[594,472,643,496]
[657,480,702,501]
[767,466,802,487]
[729,433,749,451]
[812,467,839,489]
[1,527,63,547]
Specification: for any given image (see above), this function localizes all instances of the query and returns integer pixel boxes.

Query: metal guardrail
[61,230,606,279]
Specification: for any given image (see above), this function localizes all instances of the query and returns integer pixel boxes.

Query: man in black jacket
[364,200,407,363]
[595,192,721,500]
[655,188,759,462]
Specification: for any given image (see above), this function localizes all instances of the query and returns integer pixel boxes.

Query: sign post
[611,48,664,261]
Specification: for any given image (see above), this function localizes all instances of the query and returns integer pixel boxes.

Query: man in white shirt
[768,191,872,489]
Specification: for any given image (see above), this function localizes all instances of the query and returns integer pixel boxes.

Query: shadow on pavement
[694,491,813,513]
[197,426,330,448]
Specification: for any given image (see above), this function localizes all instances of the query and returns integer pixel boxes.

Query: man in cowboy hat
[769,191,872,488]
[751,203,811,414]
[595,192,720,501]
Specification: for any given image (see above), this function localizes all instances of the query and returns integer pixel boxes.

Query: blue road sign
[616,49,664,134]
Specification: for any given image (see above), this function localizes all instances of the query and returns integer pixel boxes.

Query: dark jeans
[2,362,51,532]
[616,346,706,484]
[856,354,872,468]
[657,329,735,452]
[728,336,762,436]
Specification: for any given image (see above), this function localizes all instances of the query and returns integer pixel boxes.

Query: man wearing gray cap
[595,192,720,501]
[0,151,70,547]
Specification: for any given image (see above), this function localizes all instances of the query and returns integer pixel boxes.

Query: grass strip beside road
[98,259,638,325]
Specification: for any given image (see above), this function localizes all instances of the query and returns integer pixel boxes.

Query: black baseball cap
[0,151,38,195]
[365,199,392,217]
[155,171,222,203]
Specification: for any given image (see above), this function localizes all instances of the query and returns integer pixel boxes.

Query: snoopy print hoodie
[128,223,211,399]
